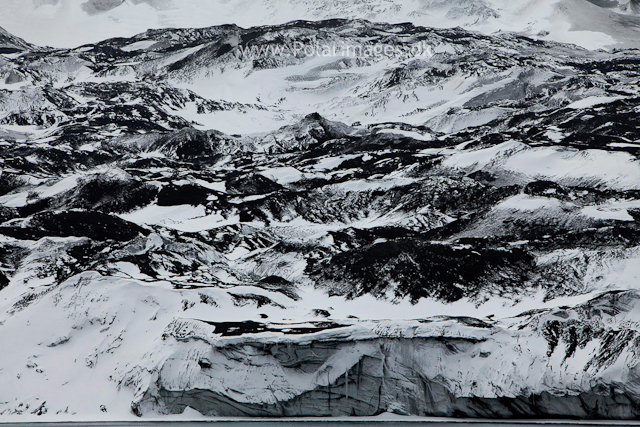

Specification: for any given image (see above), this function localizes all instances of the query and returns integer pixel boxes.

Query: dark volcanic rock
[157,183,212,206]
[62,175,159,213]
[148,128,234,161]
[0,211,147,242]
[309,239,535,303]
[0,271,8,291]
[226,174,283,196]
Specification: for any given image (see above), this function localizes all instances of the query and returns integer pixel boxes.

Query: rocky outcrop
[0,26,31,53]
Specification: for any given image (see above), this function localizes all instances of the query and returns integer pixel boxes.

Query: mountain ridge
[2,0,640,49]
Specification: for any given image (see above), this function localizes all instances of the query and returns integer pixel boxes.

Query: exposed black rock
[226,174,283,196]
[157,183,212,206]
[309,239,535,303]
[0,211,147,241]
[61,175,159,213]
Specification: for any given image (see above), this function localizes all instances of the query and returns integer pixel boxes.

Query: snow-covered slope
[2,17,640,421]
[1,19,638,136]
[0,26,32,53]
[2,0,640,49]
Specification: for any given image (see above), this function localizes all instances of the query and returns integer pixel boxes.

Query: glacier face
[1,13,640,421]
[137,292,640,418]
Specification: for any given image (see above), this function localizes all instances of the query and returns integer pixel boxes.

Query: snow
[311,155,360,171]
[192,179,226,193]
[118,200,243,232]
[1,256,623,420]
[0,12,606,138]
[37,175,81,199]
[1,0,640,421]
[0,191,29,208]
[495,194,564,212]
[443,141,640,191]
[170,212,241,233]
[119,204,207,228]
[258,166,307,185]
[0,272,180,420]
[120,40,159,52]
[0,0,632,50]
[545,128,565,142]
[376,129,433,141]
[332,177,418,192]
[567,96,624,109]
[112,262,150,280]
[609,142,640,149]
[581,206,635,221]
